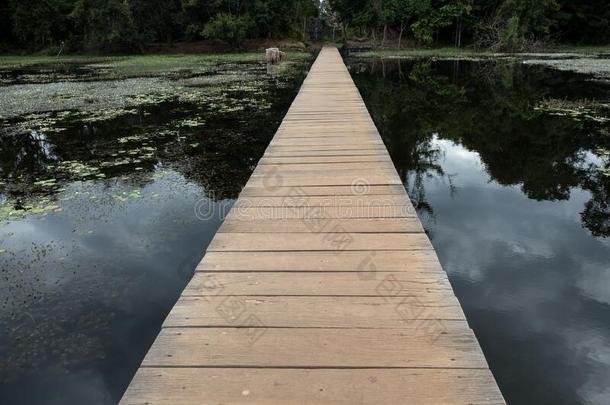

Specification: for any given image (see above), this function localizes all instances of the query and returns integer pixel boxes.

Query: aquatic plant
[534,98,610,123]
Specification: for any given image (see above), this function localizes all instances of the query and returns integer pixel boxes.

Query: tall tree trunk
[398,25,405,49]
[455,17,463,48]
[382,24,387,47]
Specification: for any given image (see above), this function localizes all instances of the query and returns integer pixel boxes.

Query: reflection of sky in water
[417,137,610,404]
[0,171,233,404]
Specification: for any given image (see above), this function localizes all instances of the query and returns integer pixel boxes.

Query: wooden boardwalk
[121,47,505,404]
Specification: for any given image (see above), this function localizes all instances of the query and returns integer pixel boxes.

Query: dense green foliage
[0,0,608,52]
[0,0,319,52]
[327,0,610,49]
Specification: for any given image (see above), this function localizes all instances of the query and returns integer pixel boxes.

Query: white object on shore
[266,48,285,64]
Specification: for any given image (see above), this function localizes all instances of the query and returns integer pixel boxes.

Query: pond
[0,55,311,404]
[348,57,610,405]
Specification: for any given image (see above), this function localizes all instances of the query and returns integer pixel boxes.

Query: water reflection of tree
[581,169,610,237]
[352,58,610,237]
[352,60,466,220]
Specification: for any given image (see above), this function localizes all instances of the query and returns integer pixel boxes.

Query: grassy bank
[350,45,610,59]
[0,51,312,70]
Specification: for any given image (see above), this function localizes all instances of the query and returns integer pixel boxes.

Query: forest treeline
[0,0,608,53]
[328,0,610,50]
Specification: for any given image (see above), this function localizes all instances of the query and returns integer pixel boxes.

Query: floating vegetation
[524,57,610,81]
[7,112,72,135]
[56,161,104,179]
[534,98,610,123]
[81,107,139,123]
[0,199,62,224]
[176,118,206,128]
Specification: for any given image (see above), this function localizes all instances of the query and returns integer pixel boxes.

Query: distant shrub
[202,13,253,47]
[501,15,521,51]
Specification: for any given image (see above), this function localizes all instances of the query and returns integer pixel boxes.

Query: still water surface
[349,57,610,405]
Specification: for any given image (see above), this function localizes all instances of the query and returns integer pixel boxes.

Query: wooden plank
[258,156,393,164]
[246,175,402,188]
[251,168,398,178]
[121,368,505,405]
[240,184,406,197]
[263,150,390,157]
[206,233,433,252]
[197,250,444,272]
[270,139,383,145]
[253,162,394,170]
[218,217,424,233]
[254,162,396,171]
[232,194,411,207]
[164,295,465,328]
[141,326,488,368]
[183,272,453,297]
[226,206,416,220]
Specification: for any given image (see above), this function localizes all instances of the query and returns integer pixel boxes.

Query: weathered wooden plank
[232,194,411,208]
[206,233,433,252]
[219,217,424,233]
[270,139,383,145]
[183,272,453,297]
[258,155,393,164]
[121,368,505,405]
[246,175,402,188]
[253,162,396,172]
[254,161,393,169]
[240,184,406,197]
[251,169,398,179]
[226,206,416,220]
[197,250,444,272]
[263,150,390,157]
[164,295,465,328]
[141,326,488,368]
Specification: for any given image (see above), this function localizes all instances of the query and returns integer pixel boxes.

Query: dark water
[349,58,610,405]
[0,58,310,404]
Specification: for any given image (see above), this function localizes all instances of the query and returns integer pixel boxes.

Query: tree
[484,0,560,51]
[70,0,139,51]
[128,0,182,44]
[391,0,431,48]
[554,0,610,44]
[328,0,368,40]
[8,0,77,48]
[202,12,253,47]
[411,3,457,45]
